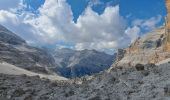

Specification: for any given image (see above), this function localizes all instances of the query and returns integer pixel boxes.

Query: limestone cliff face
[164,0,170,51]
[114,27,168,67]
[112,0,170,67]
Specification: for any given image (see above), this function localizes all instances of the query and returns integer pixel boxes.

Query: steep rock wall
[111,0,170,67]
[112,27,170,67]
[164,0,170,51]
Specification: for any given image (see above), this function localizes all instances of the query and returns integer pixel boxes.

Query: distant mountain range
[0,24,115,78]
[52,48,115,78]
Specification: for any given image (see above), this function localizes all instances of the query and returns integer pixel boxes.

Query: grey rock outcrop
[115,49,126,62]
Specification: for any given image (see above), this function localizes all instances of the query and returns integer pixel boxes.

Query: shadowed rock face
[0,25,55,74]
[115,49,126,62]
[53,48,116,78]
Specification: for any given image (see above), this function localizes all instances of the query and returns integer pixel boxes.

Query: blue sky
[0,0,167,54]
[24,0,166,34]
[23,0,166,25]
[120,0,166,27]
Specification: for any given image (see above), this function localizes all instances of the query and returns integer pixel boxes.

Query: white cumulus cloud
[132,15,162,31]
[125,26,140,43]
[1,0,161,54]
[5,0,129,52]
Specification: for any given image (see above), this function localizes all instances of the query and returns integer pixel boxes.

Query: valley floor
[1,63,170,100]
